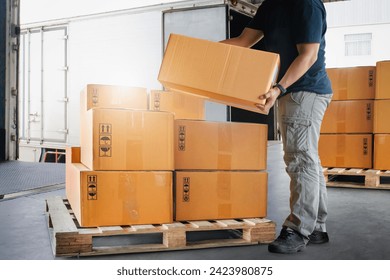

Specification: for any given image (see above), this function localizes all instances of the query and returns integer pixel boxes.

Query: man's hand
[255,87,281,114]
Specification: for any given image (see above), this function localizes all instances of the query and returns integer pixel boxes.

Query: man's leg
[269,91,331,253]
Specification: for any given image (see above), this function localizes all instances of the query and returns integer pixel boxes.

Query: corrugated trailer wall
[0,0,6,161]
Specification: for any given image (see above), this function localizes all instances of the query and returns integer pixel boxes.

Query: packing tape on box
[335,135,346,167]
[119,174,140,221]
[336,104,347,132]
[217,172,232,217]
[218,124,233,169]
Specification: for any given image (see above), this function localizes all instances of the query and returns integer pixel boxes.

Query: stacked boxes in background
[374,61,390,170]
[319,67,375,168]
[67,85,175,227]
[174,120,268,221]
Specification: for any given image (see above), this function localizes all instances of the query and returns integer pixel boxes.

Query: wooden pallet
[46,196,276,257]
[324,168,390,190]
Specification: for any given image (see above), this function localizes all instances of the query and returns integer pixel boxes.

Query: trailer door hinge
[11,88,18,97]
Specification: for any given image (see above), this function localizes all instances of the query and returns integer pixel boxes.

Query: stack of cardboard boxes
[66,34,280,227]
[373,61,390,170]
[319,66,375,168]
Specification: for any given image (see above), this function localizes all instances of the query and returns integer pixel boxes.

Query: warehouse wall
[325,0,390,67]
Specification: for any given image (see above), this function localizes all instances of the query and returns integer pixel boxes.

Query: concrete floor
[1,141,390,260]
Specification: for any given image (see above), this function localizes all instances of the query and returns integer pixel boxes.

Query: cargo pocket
[282,117,311,153]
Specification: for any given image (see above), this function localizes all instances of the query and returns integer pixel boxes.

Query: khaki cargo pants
[277,91,332,238]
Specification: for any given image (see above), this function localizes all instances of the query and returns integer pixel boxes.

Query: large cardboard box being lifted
[149,90,205,120]
[80,84,148,111]
[158,34,280,114]
[321,100,373,133]
[66,147,173,227]
[174,120,268,170]
[375,61,390,99]
[80,108,174,171]
[175,171,268,221]
[319,134,372,169]
[326,67,375,100]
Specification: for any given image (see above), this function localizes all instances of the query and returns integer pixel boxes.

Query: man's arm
[220,27,264,48]
[256,42,320,114]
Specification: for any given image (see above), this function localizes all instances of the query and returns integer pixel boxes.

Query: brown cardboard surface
[374,134,390,170]
[174,120,268,170]
[321,100,373,133]
[66,147,173,227]
[80,84,148,111]
[375,61,390,99]
[326,67,375,100]
[175,171,267,221]
[374,100,390,133]
[319,134,372,168]
[158,34,279,114]
[149,90,205,120]
[80,108,174,171]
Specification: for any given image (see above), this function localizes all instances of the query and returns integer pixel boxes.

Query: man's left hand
[255,87,280,114]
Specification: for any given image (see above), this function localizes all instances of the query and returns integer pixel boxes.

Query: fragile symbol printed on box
[87,175,97,200]
[99,123,112,157]
[368,70,374,87]
[178,126,186,151]
[363,138,368,155]
[92,88,99,105]
[366,104,372,120]
[183,177,190,202]
[153,92,160,111]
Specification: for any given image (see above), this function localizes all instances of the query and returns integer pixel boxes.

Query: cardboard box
[174,120,268,170]
[80,84,148,111]
[326,67,375,100]
[80,108,174,171]
[149,90,205,120]
[175,171,267,221]
[319,134,372,168]
[375,61,390,99]
[374,100,390,133]
[158,34,280,114]
[374,134,390,170]
[66,147,173,227]
[321,100,373,133]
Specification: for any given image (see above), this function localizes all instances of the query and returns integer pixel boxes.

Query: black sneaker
[268,228,306,254]
[308,230,329,244]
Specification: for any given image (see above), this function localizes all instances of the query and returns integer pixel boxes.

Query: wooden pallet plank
[46,196,78,234]
[216,219,245,228]
[189,221,215,229]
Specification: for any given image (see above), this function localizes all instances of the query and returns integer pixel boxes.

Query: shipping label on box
[80,108,174,171]
[158,34,279,114]
[175,171,268,221]
[326,67,375,100]
[321,100,373,133]
[149,90,205,120]
[174,119,268,170]
[319,134,372,168]
[66,147,173,227]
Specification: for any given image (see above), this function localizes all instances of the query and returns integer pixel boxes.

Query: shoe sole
[308,239,329,245]
[268,243,306,254]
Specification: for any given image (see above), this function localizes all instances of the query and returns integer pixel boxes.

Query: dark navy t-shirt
[248,0,332,95]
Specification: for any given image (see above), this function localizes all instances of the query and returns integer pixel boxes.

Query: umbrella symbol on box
[99,146,111,157]
[100,135,111,145]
